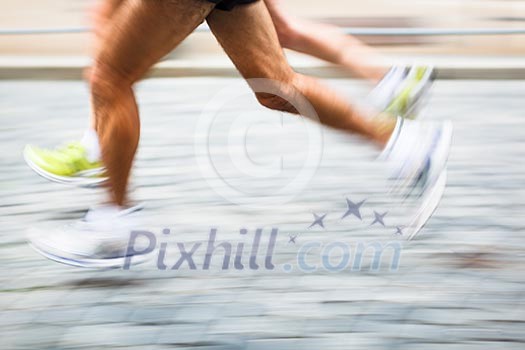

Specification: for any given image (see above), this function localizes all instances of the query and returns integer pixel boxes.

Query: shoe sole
[28,237,151,269]
[405,120,453,239]
[406,169,447,240]
[426,120,453,189]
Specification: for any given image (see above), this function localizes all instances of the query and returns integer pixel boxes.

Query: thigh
[206,1,293,82]
[95,0,215,84]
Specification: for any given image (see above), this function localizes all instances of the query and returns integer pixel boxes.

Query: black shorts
[207,0,259,11]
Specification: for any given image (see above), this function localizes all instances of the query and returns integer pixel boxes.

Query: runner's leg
[207,1,396,145]
[91,0,215,205]
[264,0,387,82]
[86,0,126,129]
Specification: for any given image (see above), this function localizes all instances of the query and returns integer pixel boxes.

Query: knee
[254,73,302,113]
[255,92,294,112]
[89,61,132,101]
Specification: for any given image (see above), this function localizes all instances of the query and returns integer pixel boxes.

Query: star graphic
[394,226,405,236]
[342,198,366,220]
[370,211,388,226]
[288,234,298,244]
[309,213,327,229]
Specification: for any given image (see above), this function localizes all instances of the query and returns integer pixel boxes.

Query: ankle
[372,114,398,147]
[80,128,101,162]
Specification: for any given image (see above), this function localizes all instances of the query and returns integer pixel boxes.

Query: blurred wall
[0,0,524,56]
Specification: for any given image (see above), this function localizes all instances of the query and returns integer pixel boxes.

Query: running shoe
[380,117,453,239]
[24,142,107,188]
[27,204,151,268]
[381,117,452,194]
[369,65,435,119]
[384,66,435,119]
[368,66,409,111]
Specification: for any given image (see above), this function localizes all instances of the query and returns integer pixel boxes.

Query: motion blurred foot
[369,65,435,119]
[24,140,107,187]
[380,117,453,195]
[380,117,453,239]
[27,204,149,268]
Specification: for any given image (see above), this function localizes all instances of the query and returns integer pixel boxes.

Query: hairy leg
[86,0,126,129]
[206,1,395,145]
[90,0,126,55]
[264,0,387,82]
[92,0,215,205]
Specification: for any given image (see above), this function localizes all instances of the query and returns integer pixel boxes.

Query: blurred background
[1,1,525,349]
[1,0,525,80]
[2,0,525,55]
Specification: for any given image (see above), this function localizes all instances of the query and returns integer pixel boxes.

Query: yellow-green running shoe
[24,142,107,187]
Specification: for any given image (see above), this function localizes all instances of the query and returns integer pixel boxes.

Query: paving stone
[208,316,305,339]
[11,324,66,349]
[34,307,89,325]
[401,342,525,350]
[60,324,162,348]
[129,306,180,325]
[156,323,210,345]
[0,309,38,327]
[82,304,135,324]
[171,303,223,323]
[245,338,331,350]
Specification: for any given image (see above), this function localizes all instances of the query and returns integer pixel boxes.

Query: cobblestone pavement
[0,78,524,349]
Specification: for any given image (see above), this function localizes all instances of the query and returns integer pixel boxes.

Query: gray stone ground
[0,78,524,349]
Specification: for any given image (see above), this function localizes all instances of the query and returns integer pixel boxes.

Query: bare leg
[91,0,215,205]
[89,0,126,55]
[86,0,126,129]
[207,2,395,145]
[264,0,387,82]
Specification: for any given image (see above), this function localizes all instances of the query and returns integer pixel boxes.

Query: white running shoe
[381,117,453,195]
[27,204,153,268]
[380,117,453,239]
[368,66,409,111]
